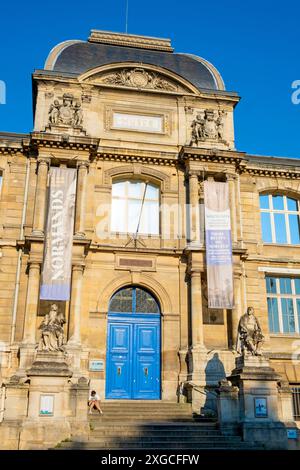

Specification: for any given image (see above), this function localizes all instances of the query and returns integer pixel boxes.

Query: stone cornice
[90,243,184,256]
[179,146,247,169]
[241,164,300,179]
[88,30,174,52]
[0,133,25,155]
[29,132,100,152]
[96,147,179,166]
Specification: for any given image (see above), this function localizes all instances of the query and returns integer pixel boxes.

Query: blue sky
[0,0,299,158]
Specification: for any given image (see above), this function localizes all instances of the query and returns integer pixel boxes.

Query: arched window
[111,180,159,235]
[109,286,160,314]
[260,194,300,244]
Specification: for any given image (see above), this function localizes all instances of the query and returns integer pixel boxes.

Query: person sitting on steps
[88,390,103,415]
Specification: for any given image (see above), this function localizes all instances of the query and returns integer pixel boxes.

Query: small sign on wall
[89,360,104,371]
[39,395,54,416]
[287,429,298,439]
[254,397,268,418]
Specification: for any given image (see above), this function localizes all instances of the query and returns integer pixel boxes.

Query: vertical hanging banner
[204,181,233,309]
[40,167,77,301]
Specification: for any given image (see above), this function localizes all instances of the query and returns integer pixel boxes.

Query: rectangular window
[261,212,272,242]
[260,194,300,245]
[266,276,300,334]
[291,387,300,420]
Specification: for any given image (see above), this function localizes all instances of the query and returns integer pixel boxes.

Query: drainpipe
[10,156,31,346]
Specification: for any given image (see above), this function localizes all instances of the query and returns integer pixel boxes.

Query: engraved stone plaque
[112,112,163,133]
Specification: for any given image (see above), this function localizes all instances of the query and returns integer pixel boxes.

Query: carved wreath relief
[100,67,179,92]
[48,93,83,128]
[190,109,226,146]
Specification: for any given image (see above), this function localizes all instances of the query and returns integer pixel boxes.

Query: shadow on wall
[202,352,226,416]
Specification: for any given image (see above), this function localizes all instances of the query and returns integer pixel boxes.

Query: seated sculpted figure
[236,306,264,356]
[37,303,65,352]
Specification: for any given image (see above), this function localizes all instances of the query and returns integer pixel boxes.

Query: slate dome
[44,30,225,92]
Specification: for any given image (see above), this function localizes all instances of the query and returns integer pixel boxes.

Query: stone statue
[48,100,60,125]
[72,101,83,126]
[37,303,66,352]
[236,307,264,356]
[190,113,204,144]
[47,94,83,128]
[190,109,226,145]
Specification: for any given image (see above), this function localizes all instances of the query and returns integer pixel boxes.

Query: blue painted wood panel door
[106,315,160,399]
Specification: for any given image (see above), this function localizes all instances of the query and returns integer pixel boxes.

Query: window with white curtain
[260,194,300,244]
[111,180,160,235]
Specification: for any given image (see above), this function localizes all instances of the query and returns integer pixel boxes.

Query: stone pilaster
[227,173,237,245]
[68,264,84,346]
[188,171,200,246]
[74,161,89,238]
[190,269,205,350]
[19,261,41,371]
[22,262,40,345]
[32,158,50,235]
[231,270,243,349]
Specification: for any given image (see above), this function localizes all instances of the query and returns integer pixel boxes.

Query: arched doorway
[106,286,161,399]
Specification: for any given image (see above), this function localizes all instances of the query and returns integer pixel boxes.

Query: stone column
[23,262,40,344]
[190,269,205,349]
[32,158,50,235]
[235,175,242,242]
[68,264,84,346]
[188,172,200,246]
[74,161,89,238]
[227,174,237,245]
[231,271,243,348]
[189,267,207,413]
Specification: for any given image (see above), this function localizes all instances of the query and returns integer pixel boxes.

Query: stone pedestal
[228,355,289,449]
[0,352,90,449]
[25,352,73,427]
[187,346,209,414]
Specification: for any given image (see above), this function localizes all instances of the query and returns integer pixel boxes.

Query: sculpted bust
[37,303,66,352]
[236,307,264,356]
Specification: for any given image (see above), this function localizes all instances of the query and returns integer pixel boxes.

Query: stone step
[90,429,222,437]
[87,436,242,444]
[90,417,199,423]
[90,423,218,430]
[57,441,254,450]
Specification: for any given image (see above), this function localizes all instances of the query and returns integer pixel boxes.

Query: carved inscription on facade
[112,112,164,133]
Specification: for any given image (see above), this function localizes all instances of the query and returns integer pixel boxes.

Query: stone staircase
[56,401,262,450]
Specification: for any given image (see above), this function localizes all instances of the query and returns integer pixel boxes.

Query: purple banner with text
[40,167,77,301]
[204,181,233,309]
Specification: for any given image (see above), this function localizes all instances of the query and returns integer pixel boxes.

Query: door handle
[117,367,122,375]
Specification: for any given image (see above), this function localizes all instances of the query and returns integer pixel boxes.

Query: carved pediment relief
[84,67,190,93]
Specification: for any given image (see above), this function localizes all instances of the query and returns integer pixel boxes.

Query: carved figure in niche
[37,303,66,352]
[236,306,264,356]
[47,93,83,128]
[48,100,60,125]
[190,109,226,145]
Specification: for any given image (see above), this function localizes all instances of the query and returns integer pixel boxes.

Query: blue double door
[106,314,161,399]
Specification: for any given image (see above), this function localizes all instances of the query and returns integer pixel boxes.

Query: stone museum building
[0,29,300,449]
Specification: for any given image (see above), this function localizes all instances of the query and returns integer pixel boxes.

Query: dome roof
[44,31,225,92]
